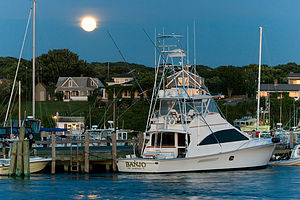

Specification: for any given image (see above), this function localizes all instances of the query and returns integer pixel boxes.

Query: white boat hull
[117,143,275,173]
[268,158,300,166]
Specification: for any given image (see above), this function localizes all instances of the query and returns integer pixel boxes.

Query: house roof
[55,77,104,88]
[261,84,300,92]
[112,72,134,79]
[55,87,95,92]
[288,73,300,78]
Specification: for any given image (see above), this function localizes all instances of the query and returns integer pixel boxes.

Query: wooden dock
[32,137,138,174]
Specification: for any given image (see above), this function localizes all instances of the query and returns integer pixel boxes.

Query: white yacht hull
[117,143,275,173]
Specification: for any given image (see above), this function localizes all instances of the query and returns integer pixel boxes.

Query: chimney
[274,79,278,85]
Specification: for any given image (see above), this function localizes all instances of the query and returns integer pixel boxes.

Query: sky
[1,0,300,68]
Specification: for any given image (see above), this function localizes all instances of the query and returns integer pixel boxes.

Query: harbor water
[0,166,299,199]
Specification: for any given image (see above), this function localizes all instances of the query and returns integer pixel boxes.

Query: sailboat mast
[256,26,263,132]
[32,0,36,119]
[19,81,21,127]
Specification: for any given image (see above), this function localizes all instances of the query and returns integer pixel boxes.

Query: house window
[69,81,72,87]
[124,90,131,97]
[91,81,94,86]
[178,77,188,86]
[289,92,298,98]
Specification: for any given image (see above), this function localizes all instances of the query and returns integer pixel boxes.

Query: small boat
[0,157,51,175]
[233,117,270,133]
[116,33,277,173]
[269,144,300,166]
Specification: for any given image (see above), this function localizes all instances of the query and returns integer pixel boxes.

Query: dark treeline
[0,49,299,130]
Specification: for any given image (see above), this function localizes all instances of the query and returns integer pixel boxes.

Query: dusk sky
[1,0,300,68]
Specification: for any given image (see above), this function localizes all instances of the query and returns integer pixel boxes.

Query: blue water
[0,166,299,199]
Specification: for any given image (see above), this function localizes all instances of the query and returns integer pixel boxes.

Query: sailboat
[0,1,51,175]
[116,32,277,173]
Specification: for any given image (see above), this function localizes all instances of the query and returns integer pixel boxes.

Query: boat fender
[272,137,280,143]
[169,117,176,125]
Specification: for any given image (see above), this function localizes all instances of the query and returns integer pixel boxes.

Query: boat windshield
[159,98,220,117]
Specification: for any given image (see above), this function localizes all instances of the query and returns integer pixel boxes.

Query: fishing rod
[107,30,150,104]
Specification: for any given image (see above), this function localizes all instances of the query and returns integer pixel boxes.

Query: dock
[32,136,140,174]
[1,134,142,174]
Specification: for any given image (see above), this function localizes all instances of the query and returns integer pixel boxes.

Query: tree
[36,49,94,92]
[215,66,246,97]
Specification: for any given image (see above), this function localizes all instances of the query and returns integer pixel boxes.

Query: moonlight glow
[81,17,97,32]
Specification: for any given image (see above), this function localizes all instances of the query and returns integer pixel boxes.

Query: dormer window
[91,81,94,86]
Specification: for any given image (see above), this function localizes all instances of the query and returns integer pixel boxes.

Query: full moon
[81,17,97,32]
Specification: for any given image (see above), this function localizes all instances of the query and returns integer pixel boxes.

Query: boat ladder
[70,140,79,172]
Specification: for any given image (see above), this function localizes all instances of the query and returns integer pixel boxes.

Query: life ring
[259,120,263,126]
[169,117,176,125]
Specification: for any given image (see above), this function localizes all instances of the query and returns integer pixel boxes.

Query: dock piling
[8,127,30,176]
[290,131,294,149]
[51,132,56,174]
[84,132,89,173]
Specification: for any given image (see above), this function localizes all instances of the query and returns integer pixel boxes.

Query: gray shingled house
[260,73,300,100]
[55,77,104,101]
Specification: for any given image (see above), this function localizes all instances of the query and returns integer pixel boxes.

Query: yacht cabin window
[151,132,175,147]
[199,129,248,146]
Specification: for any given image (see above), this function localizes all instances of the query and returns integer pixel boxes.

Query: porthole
[229,156,234,161]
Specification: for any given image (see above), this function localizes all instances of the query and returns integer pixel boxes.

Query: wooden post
[290,130,294,149]
[23,141,30,177]
[16,141,23,176]
[19,127,25,141]
[8,142,17,176]
[84,132,90,173]
[2,144,5,158]
[138,132,144,156]
[51,132,56,174]
[112,88,117,172]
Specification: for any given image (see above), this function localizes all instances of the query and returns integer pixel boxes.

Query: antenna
[154,28,157,68]
[187,26,189,65]
[193,20,196,73]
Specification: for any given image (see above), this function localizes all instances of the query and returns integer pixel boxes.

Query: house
[55,76,104,102]
[36,82,47,101]
[106,72,134,86]
[102,72,147,100]
[260,73,300,100]
[288,72,300,84]
[55,116,85,134]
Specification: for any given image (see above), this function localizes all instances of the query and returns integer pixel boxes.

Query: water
[0,166,299,199]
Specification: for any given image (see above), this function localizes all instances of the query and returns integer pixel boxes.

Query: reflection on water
[0,166,299,199]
